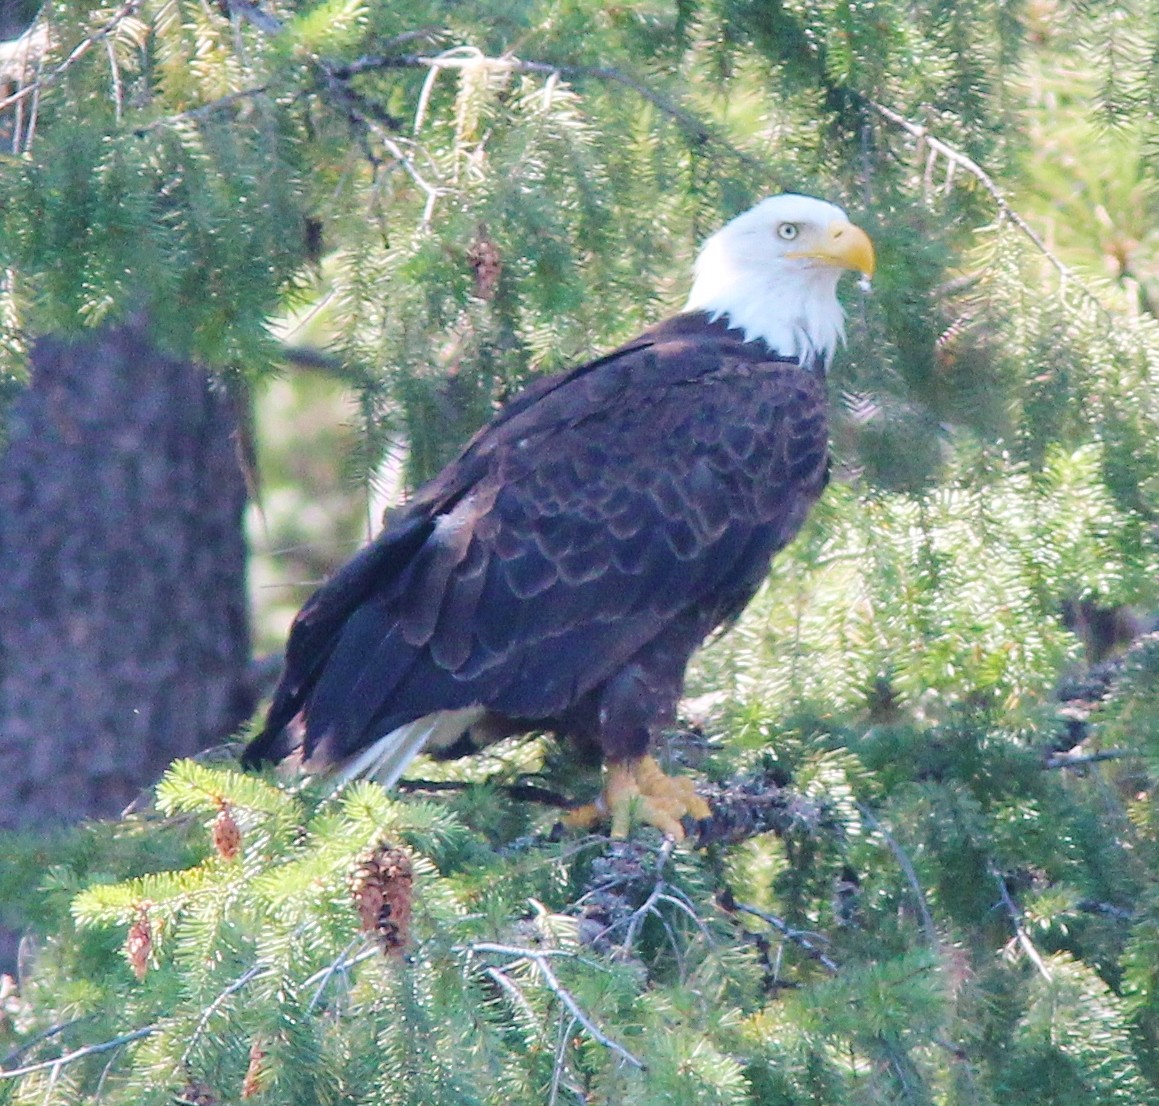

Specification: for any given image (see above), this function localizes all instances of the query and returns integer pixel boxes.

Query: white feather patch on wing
[329,707,485,790]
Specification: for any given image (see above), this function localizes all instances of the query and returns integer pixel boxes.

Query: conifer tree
[3,2,1159,1105]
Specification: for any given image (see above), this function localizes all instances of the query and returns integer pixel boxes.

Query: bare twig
[4,21,48,153]
[990,867,1053,982]
[181,964,270,1066]
[105,36,122,123]
[397,777,575,809]
[621,838,673,952]
[312,60,443,222]
[530,952,644,1069]
[724,897,840,974]
[465,943,588,961]
[306,937,375,1012]
[465,944,644,1069]
[0,1026,156,1080]
[485,972,587,1103]
[484,965,541,1025]
[92,1046,123,1101]
[1044,748,1134,769]
[859,804,938,946]
[549,1015,580,1106]
[302,944,382,989]
[1,1018,91,1069]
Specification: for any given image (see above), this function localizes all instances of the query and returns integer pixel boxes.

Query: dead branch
[693,769,838,846]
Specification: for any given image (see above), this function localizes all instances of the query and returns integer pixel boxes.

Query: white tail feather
[328,708,485,790]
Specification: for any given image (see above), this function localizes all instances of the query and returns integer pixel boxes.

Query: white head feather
[684,194,875,372]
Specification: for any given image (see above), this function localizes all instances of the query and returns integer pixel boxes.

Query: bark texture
[0,322,252,833]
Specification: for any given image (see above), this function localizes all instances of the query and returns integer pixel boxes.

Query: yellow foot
[563,756,711,841]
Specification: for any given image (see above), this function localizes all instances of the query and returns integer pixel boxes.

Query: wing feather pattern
[245,313,829,778]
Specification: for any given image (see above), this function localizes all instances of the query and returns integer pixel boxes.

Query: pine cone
[240,1038,267,1099]
[126,905,153,980]
[211,802,242,862]
[349,841,414,954]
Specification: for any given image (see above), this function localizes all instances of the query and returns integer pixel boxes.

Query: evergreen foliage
[4,0,1159,1104]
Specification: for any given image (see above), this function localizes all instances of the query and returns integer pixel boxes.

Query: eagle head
[684,193,875,372]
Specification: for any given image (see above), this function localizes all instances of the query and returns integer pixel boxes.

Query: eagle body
[244,195,875,835]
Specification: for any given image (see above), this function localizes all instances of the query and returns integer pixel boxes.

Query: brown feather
[243,312,829,775]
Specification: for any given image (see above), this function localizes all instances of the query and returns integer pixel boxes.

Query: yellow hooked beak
[789,220,876,278]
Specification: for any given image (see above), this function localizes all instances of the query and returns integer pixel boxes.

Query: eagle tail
[321,707,485,790]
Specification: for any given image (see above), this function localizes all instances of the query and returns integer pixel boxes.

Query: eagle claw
[563,755,711,841]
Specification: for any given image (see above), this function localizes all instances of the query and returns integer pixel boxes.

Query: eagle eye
[777,223,800,241]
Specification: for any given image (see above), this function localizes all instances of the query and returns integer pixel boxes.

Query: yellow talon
[562,756,710,841]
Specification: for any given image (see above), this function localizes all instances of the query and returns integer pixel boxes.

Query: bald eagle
[243,194,875,839]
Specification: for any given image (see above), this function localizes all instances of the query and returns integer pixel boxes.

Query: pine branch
[0,2,142,115]
[694,769,837,846]
[0,1026,156,1080]
[279,345,347,375]
[132,86,272,135]
[334,52,711,140]
[325,50,769,173]
[180,964,270,1067]
[719,892,841,974]
[397,777,574,809]
[868,98,1112,320]
[463,943,645,1069]
[410,763,838,848]
[1077,899,1133,921]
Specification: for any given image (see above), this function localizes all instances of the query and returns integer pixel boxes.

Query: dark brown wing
[243,313,828,771]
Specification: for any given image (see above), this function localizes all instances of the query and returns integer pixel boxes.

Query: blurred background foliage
[4,0,1159,1103]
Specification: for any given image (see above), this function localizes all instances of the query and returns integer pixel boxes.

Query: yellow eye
[777,223,799,241]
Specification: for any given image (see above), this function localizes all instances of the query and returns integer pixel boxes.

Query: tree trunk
[0,322,253,835]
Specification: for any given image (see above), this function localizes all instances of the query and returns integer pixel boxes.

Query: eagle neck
[671,311,828,376]
[685,252,845,373]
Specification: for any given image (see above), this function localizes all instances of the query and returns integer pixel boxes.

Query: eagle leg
[563,756,710,841]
